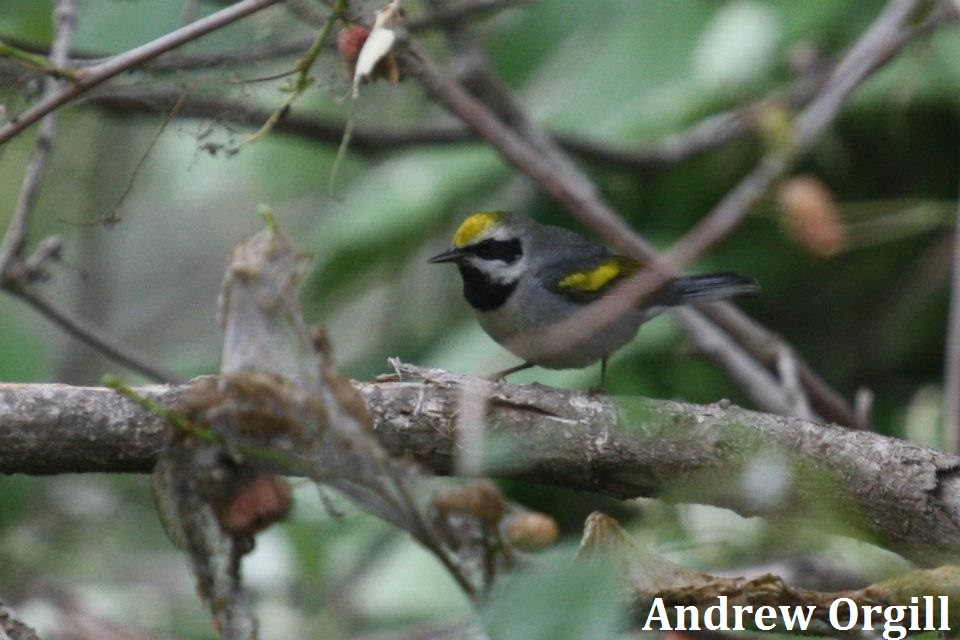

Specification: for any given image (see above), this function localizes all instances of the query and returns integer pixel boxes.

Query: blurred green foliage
[1,0,959,637]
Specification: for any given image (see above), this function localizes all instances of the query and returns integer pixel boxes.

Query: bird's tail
[655,273,760,306]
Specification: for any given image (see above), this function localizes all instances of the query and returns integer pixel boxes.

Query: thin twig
[665,0,940,428]
[0,37,77,80]
[0,1,182,386]
[115,36,311,71]
[697,304,864,428]
[0,40,823,171]
[943,181,960,453]
[383,457,480,601]
[426,0,584,184]
[0,0,283,145]
[397,42,664,264]
[408,0,532,31]
[229,0,344,152]
[81,85,820,172]
[0,0,76,278]
[9,285,184,383]
[671,307,803,417]
[1,0,527,74]
[669,0,930,266]
[95,93,188,226]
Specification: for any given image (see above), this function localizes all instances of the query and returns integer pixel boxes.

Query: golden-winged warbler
[429,211,759,384]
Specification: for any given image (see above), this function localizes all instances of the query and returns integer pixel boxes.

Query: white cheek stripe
[466,255,526,284]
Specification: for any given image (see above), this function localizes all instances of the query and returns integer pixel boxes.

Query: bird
[428,211,759,386]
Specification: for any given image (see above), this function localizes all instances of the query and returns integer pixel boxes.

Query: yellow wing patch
[557,257,637,292]
[452,211,503,248]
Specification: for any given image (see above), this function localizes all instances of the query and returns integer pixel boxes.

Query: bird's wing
[540,251,644,304]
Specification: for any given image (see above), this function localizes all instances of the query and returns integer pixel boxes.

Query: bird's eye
[469,238,522,263]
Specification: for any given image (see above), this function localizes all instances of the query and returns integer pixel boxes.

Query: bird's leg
[487,361,534,381]
[589,358,608,395]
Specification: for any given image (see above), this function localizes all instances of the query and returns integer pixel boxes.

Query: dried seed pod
[432,479,506,525]
[777,175,846,257]
[504,512,559,551]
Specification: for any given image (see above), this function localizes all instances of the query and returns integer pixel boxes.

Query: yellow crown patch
[453,211,503,248]
[557,257,637,292]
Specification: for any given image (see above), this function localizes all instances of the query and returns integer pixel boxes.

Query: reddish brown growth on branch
[223,471,292,536]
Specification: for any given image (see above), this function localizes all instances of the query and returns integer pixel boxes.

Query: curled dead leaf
[352,1,404,96]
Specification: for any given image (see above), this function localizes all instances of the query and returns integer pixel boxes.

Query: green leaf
[481,546,625,640]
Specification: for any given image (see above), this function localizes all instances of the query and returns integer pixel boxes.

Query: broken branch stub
[154,218,402,637]
[154,222,327,640]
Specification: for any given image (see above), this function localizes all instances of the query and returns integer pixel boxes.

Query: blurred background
[0,0,957,637]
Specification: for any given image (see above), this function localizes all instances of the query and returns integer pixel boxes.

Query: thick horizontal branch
[2,365,960,566]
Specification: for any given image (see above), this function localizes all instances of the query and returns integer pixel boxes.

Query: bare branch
[668,0,932,266]
[0,2,174,384]
[0,0,284,145]
[3,363,960,566]
[82,85,818,172]
[0,42,826,171]
[426,0,585,185]
[0,0,75,278]
[0,1,278,385]
[671,308,809,419]
[7,286,184,383]
[395,42,662,262]
[0,0,527,73]
[0,598,42,640]
[407,0,533,31]
[697,304,866,429]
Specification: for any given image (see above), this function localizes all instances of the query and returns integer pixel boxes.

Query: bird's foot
[486,362,535,381]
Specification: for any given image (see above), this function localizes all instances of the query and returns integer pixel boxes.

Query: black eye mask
[467,238,522,263]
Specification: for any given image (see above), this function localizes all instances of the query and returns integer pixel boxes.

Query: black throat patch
[458,264,517,311]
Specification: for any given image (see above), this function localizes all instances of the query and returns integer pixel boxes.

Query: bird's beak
[427,247,466,264]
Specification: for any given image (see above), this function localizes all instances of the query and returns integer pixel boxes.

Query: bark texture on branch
[2,364,960,566]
